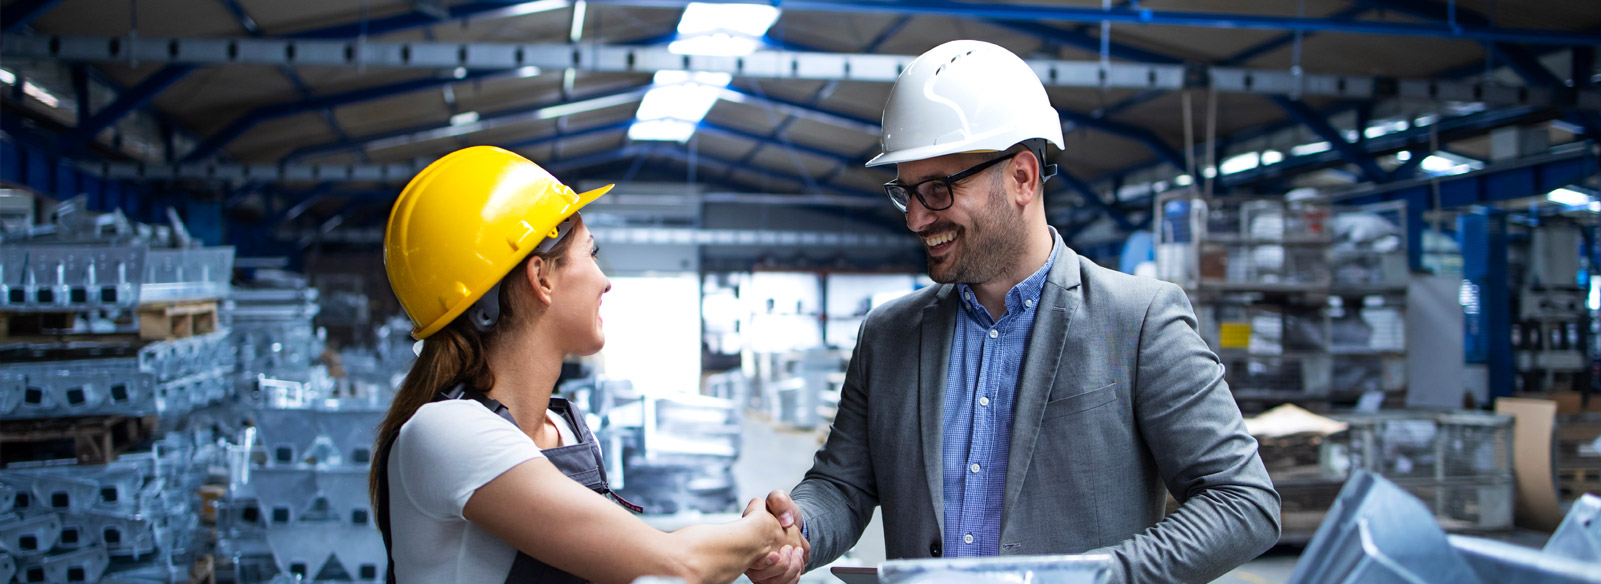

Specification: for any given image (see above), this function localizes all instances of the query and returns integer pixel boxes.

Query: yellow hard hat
[385,146,612,339]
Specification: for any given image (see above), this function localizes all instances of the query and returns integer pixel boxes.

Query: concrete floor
[729,415,1306,584]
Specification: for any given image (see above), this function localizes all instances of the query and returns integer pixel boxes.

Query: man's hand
[744,490,809,584]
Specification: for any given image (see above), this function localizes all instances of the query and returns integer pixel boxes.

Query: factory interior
[1,0,1600,582]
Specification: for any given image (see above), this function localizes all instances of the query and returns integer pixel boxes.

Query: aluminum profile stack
[1,201,237,583]
[217,402,387,583]
[1156,192,1411,411]
[1318,410,1515,532]
[594,382,743,515]
[212,271,400,583]
[1290,473,1601,584]
[1,429,225,583]
[228,286,322,375]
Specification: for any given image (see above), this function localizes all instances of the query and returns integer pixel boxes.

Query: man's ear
[524,255,555,307]
[1008,149,1042,207]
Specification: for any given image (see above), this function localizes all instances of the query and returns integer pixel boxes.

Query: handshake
[739,490,812,584]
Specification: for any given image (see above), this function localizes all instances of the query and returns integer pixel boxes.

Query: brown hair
[370,228,579,506]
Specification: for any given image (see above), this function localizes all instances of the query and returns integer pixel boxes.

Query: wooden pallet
[189,553,216,584]
[197,485,228,526]
[0,300,218,343]
[137,300,219,340]
[1558,467,1601,501]
[0,415,157,466]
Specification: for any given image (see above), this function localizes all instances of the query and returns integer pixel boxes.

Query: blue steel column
[1460,210,1513,403]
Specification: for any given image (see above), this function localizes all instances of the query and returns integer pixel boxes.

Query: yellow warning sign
[1219,323,1251,349]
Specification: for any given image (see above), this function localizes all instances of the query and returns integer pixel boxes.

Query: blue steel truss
[6,0,1597,245]
[575,0,1601,46]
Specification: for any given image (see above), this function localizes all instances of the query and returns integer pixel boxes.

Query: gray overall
[376,384,641,583]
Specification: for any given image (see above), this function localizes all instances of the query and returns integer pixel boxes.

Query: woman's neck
[483,324,565,447]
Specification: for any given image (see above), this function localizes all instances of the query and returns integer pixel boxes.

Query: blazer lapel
[919,284,958,536]
[1000,234,1084,538]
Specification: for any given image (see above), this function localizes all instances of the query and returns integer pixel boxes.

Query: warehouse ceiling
[3,0,1599,241]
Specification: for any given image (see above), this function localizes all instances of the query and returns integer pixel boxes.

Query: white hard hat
[866,40,1065,168]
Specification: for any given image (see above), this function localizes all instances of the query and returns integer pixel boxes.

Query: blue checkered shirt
[941,236,1060,557]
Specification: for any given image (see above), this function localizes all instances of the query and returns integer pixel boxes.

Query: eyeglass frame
[881,152,1020,213]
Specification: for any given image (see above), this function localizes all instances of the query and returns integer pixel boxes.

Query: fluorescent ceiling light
[1547,187,1592,207]
[676,2,781,36]
[1418,151,1481,177]
[1291,141,1331,156]
[489,0,569,18]
[365,88,650,151]
[670,34,764,57]
[23,82,59,108]
[515,66,542,78]
[1219,152,1259,175]
[628,119,697,142]
[450,111,480,126]
[1420,155,1468,176]
[1261,150,1284,165]
[1364,119,1408,139]
[1174,174,1194,187]
[569,0,587,43]
[0,68,14,85]
[629,70,732,142]
[1395,151,1412,162]
[669,2,781,57]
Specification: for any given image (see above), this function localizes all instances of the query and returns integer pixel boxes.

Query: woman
[371,146,800,584]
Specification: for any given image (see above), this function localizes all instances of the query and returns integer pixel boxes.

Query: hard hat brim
[409,181,615,340]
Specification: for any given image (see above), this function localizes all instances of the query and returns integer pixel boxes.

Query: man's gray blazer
[791,232,1281,584]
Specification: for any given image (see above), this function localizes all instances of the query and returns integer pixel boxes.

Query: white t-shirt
[387,399,578,583]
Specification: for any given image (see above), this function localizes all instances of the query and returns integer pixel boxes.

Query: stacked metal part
[587,380,743,515]
[1,432,224,584]
[217,404,386,583]
[1288,471,1601,583]
[213,271,394,582]
[1319,410,1515,532]
[1,199,236,583]
[226,274,324,398]
[1,199,236,421]
[327,315,415,405]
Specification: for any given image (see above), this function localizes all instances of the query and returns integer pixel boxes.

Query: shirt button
[1025,299,1034,308]
[964,533,975,544]
[969,463,981,473]
[988,329,998,339]
[979,396,991,407]
[963,290,971,301]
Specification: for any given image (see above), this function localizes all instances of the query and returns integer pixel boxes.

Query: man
[745,40,1280,584]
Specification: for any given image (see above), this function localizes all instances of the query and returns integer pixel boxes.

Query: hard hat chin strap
[467,214,581,333]
[469,282,502,333]
[1022,138,1058,184]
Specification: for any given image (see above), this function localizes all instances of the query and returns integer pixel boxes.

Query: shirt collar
[956,227,1063,323]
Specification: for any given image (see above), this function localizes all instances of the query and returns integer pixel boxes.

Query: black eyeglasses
[883,152,1018,213]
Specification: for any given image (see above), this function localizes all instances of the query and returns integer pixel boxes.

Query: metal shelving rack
[1156,191,1410,410]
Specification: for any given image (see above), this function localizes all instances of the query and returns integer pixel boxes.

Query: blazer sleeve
[1097,282,1282,583]
[792,319,882,570]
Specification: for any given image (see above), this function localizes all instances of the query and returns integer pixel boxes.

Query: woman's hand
[742,498,806,584]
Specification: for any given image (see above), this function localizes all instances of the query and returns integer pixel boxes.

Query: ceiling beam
[20,35,1590,112]
[571,0,1601,46]
[1270,96,1389,183]
[1,0,66,33]
[283,84,651,161]
[47,1,544,153]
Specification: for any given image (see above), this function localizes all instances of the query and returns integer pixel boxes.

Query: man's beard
[924,184,1026,285]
